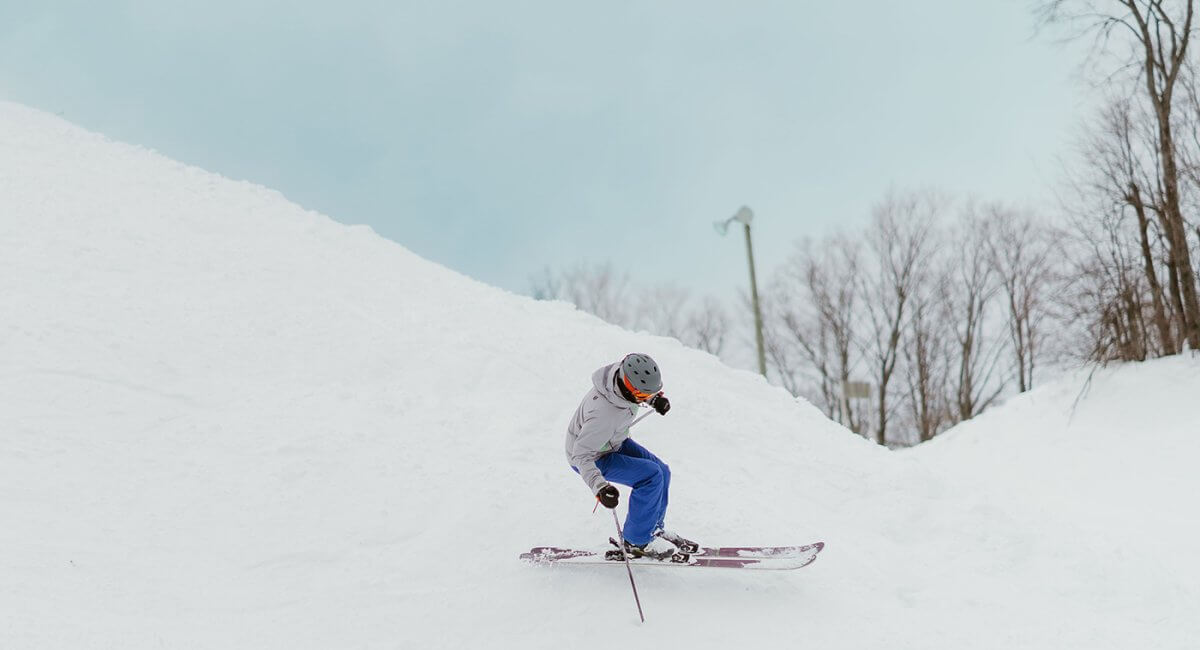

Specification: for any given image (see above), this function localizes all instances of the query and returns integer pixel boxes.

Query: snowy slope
[1,101,1196,650]
[916,356,1200,648]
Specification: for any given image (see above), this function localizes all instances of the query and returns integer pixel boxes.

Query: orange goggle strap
[621,372,657,401]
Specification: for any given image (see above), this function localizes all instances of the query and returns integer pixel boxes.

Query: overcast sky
[1,1,1092,300]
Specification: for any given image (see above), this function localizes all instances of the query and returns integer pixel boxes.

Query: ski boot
[625,536,680,560]
[654,527,699,553]
[606,536,688,562]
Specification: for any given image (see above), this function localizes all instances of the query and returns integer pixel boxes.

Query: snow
[1,100,1197,649]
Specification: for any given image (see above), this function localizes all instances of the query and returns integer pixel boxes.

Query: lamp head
[733,206,754,225]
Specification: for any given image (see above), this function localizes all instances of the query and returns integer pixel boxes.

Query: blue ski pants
[575,438,671,546]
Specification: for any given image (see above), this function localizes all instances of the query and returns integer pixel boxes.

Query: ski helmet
[619,353,663,401]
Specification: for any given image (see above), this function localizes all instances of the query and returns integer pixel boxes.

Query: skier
[565,353,695,559]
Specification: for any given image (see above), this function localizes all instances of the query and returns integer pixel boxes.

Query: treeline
[529,196,1057,448]
[761,193,1055,447]
[530,264,733,357]
[1046,0,1200,361]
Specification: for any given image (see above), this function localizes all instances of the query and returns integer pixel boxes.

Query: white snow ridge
[2,101,1197,649]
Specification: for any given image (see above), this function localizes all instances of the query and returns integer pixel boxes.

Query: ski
[520,541,823,570]
[692,542,824,559]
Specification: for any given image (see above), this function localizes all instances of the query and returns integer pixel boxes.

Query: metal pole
[611,509,645,623]
[743,222,767,377]
[629,410,652,429]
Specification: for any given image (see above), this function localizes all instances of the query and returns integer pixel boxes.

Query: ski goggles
[621,373,659,402]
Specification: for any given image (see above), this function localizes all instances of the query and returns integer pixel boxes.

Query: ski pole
[598,401,659,621]
[628,410,654,430]
[620,395,662,436]
[611,508,645,623]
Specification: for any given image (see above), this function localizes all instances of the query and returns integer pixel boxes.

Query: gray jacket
[565,362,642,494]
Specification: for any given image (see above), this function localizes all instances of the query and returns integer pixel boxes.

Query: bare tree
[765,235,866,434]
[528,262,638,328]
[858,191,940,445]
[806,237,866,433]
[760,291,817,401]
[682,296,731,356]
[943,207,1007,423]
[531,264,732,357]
[1059,200,1155,361]
[529,266,562,302]
[635,284,691,339]
[1038,0,1200,349]
[764,246,838,418]
[985,205,1055,392]
[1055,87,1200,362]
[1078,97,1180,354]
[902,278,952,443]
[768,293,838,414]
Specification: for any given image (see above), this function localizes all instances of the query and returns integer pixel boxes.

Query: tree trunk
[1167,250,1188,348]
[1130,184,1175,354]
[1153,115,1200,349]
[1011,291,1029,393]
[1127,0,1200,349]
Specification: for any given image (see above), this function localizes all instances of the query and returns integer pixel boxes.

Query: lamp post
[714,206,767,377]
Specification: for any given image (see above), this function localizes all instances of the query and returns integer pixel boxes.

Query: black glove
[650,393,670,415]
[596,483,620,509]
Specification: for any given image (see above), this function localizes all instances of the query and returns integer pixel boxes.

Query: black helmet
[619,353,662,401]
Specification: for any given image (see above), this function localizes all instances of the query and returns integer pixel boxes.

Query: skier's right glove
[596,483,620,509]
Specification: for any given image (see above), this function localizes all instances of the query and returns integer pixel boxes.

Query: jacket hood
[591,362,635,408]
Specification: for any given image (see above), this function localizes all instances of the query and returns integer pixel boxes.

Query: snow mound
[2,101,1196,649]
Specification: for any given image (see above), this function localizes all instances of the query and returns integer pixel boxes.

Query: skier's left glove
[596,483,620,509]
[649,393,670,415]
